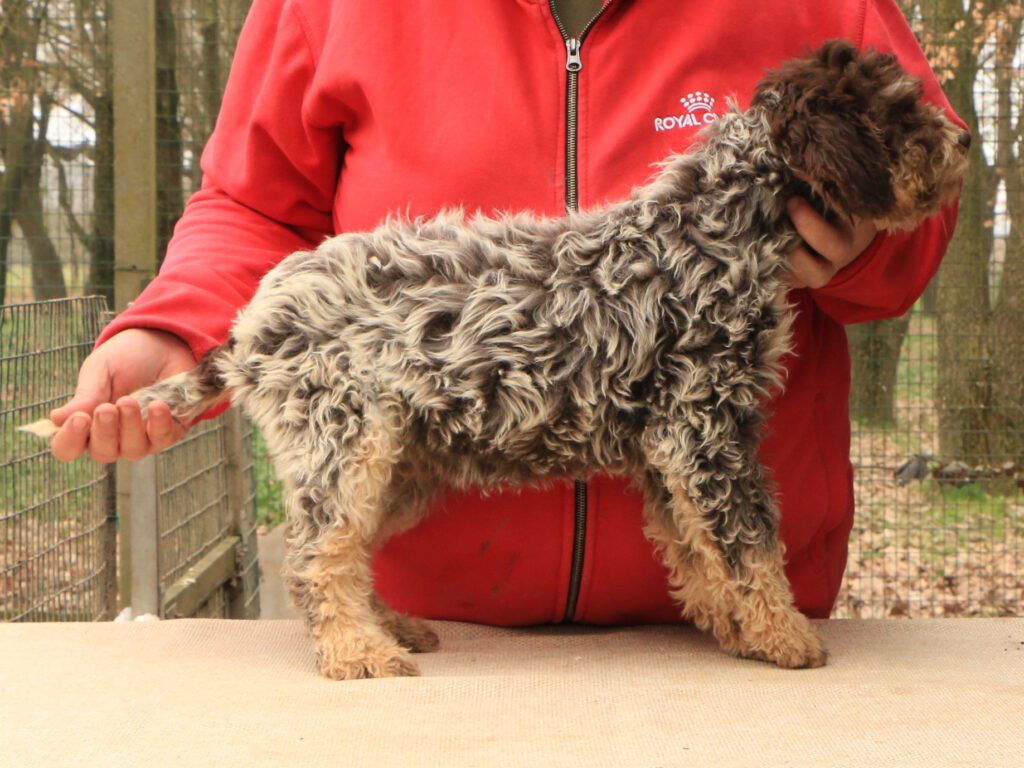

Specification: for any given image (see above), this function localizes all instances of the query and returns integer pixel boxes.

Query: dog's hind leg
[367,454,444,654]
[371,595,441,653]
[280,404,420,680]
[642,421,826,669]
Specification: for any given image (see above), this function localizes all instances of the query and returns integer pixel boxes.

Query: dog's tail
[20,346,232,441]
[131,347,233,427]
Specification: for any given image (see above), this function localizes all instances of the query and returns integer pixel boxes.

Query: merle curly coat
[133,41,969,677]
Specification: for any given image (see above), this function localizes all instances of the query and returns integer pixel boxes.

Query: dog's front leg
[641,420,826,668]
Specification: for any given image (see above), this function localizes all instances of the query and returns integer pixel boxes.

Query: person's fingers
[50,356,112,427]
[88,403,121,464]
[787,244,837,290]
[787,198,854,268]
[50,413,92,463]
[116,396,150,461]
[787,197,878,279]
[145,400,187,453]
[51,399,185,464]
[48,329,199,464]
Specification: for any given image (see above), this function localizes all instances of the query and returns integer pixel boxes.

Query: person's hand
[786,197,879,289]
[49,328,198,463]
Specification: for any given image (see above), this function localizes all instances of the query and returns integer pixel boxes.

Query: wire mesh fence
[833,0,1024,618]
[0,0,1021,622]
[156,411,260,619]
[1,1,260,622]
[233,417,261,617]
[837,313,1024,618]
[0,297,115,621]
[0,295,260,621]
[0,0,115,306]
[156,0,249,268]
[150,0,262,619]
[159,421,231,590]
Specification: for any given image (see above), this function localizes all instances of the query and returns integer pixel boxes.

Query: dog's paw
[735,614,828,669]
[388,614,441,654]
[757,628,827,669]
[315,639,421,680]
[372,599,440,653]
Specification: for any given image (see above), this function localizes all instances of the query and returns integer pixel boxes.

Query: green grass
[2,299,109,523]
[250,429,286,529]
[894,311,938,407]
[926,481,1020,538]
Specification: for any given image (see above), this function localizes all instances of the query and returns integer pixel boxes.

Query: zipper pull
[565,37,582,72]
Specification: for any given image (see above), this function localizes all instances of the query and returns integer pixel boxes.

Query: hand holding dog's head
[754,39,969,231]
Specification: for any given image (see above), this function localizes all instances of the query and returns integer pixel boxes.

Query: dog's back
[208,175,792,489]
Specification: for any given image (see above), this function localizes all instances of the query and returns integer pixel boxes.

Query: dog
[28,40,969,678]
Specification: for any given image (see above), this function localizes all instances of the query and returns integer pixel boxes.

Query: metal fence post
[113,0,158,611]
[129,456,161,617]
[224,407,261,619]
[100,463,119,620]
[112,1,158,313]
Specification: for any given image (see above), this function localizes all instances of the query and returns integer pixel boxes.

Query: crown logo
[680,92,715,114]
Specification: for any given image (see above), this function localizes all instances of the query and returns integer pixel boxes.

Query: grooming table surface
[1,619,1021,767]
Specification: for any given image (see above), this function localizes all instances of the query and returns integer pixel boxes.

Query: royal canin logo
[654,92,720,131]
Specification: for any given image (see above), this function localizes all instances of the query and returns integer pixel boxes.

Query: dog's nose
[958,132,972,149]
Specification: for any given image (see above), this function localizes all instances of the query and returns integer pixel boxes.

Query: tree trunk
[991,145,1024,462]
[990,209,1024,462]
[87,90,116,306]
[195,2,223,190]
[13,94,67,300]
[929,0,998,464]
[919,280,938,316]
[848,316,912,426]
[0,114,27,304]
[0,0,36,304]
[935,133,994,462]
[985,11,1024,463]
[156,0,184,266]
[0,82,19,305]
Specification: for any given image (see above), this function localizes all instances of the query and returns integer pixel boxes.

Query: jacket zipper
[549,0,610,623]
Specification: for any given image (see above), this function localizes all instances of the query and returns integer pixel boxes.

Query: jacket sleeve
[97,0,337,357]
[808,0,966,325]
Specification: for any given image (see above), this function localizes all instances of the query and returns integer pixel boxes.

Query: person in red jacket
[50,0,962,626]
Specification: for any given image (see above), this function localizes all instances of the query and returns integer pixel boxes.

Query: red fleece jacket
[100,0,962,624]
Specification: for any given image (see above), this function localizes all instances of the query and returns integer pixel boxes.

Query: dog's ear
[753,40,898,222]
[776,107,895,222]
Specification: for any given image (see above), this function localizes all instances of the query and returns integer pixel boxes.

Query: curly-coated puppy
[101,41,972,676]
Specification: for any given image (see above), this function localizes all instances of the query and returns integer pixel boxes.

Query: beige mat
[1,618,1021,767]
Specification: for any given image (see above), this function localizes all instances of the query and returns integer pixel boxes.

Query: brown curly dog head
[754,39,969,231]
